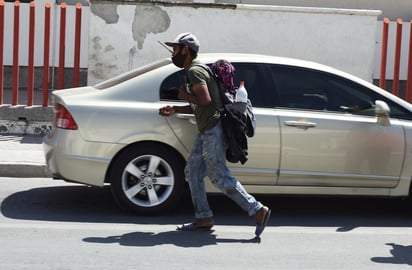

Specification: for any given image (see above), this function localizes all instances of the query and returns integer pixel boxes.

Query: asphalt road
[1,177,412,270]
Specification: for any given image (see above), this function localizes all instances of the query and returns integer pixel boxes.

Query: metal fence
[0,1,84,107]
[379,18,412,102]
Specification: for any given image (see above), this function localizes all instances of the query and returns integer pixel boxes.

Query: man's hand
[159,105,176,116]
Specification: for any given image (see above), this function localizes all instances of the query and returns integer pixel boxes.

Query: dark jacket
[220,102,249,164]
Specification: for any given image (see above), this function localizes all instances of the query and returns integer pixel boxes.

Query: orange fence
[408,21,412,102]
[380,18,412,102]
[0,1,4,105]
[0,1,83,107]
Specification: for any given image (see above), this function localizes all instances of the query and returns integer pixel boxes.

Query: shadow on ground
[1,183,412,231]
[371,243,412,266]
[83,230,262,247]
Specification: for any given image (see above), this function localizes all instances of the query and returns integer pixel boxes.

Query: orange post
[0,1,4,105]
[12,1,20,105]
[379,18,390,89]
[392,19,403,97]
[406,20,412,103]
[27,1,35,106]
[73,3,82,87]
[42,2,51,107]
[57,3,66,90]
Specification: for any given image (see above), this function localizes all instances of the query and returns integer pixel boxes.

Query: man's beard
[172,51,186,68]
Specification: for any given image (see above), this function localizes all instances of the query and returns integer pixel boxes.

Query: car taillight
[55,103,78,130]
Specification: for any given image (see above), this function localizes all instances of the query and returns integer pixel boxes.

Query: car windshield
[93,59,171,90]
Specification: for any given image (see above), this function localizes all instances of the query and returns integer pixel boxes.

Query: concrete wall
[216,0,412,21]
[220,0,412,81]
[88,2,381,85]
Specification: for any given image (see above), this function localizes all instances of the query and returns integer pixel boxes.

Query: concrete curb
[0,163,52,178]
[0,105,53,135]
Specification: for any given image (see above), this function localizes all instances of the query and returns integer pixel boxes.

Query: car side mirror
[375,100,391,126]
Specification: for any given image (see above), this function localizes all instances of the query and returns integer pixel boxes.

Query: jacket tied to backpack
[192,60,256,165]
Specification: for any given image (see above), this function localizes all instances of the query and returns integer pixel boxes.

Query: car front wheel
[110,143,186,215]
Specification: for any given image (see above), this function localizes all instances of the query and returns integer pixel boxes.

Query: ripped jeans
[184,121,263,219]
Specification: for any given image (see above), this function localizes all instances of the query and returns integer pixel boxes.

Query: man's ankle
[196,217,214,227]
[255,206,268,225]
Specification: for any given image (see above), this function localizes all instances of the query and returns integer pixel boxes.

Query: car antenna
[158,41,173,53]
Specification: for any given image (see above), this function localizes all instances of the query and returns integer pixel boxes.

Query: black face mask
[172,51,186,68]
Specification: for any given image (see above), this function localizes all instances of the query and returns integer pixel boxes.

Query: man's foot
[254,206,271,237]
[195,217,215,228]
[177,217,214,231]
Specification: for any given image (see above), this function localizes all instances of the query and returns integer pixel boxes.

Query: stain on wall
[90,36,118,80]
[128,46,138,70]
[91,4,119,24]
[132,5,171,49]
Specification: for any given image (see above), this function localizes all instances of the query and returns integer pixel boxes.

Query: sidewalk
[0,134,51,178]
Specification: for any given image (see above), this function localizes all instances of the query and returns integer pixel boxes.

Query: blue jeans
[184,121,263,219]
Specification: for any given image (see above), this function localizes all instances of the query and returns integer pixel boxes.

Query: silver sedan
[43,53,412,214]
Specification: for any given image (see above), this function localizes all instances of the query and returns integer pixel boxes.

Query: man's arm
[178,83,211,106]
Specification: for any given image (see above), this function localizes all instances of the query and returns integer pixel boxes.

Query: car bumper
[43,129,124,186]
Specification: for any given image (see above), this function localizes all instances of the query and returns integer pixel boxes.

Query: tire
[110,143,185,215]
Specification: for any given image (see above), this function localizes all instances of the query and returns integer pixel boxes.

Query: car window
[270,66,375,113]
[159,63,274,108]
[269,65,412,119]
[232,63,274,108]
[159,70,186,101]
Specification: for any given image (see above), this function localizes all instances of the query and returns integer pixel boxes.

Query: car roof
[198,53,334,72]
[197,53,366,85]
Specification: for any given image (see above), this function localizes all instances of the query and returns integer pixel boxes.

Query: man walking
[159,33,271,237]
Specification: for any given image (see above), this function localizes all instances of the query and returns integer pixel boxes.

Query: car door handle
[176,114,193,119]
[176,114,197,125]
[284,120,317,129]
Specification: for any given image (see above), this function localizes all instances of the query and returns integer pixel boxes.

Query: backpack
[191,60,256,164]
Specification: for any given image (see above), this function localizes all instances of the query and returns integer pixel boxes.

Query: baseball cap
[165,33,200,53]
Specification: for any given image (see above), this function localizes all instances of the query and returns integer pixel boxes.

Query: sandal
[255,207,271,237]
[176,222,213,231]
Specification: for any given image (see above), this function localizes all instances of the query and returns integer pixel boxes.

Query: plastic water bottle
[235,81,248,103]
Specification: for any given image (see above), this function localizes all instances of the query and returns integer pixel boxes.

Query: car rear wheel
[110,143,186,215]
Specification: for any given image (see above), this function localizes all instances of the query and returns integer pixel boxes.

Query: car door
[159,63,281,185]
[270,65,405,188]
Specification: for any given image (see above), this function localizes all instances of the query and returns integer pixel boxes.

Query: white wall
[217,0,411,20]
[88,3,381,85]
[226,0,412,81]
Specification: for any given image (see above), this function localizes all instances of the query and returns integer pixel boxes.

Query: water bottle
[235,81,248,103]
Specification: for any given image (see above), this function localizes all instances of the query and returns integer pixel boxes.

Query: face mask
[172,51,186,68]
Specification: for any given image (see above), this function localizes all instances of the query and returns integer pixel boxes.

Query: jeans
[184,121,263,219]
